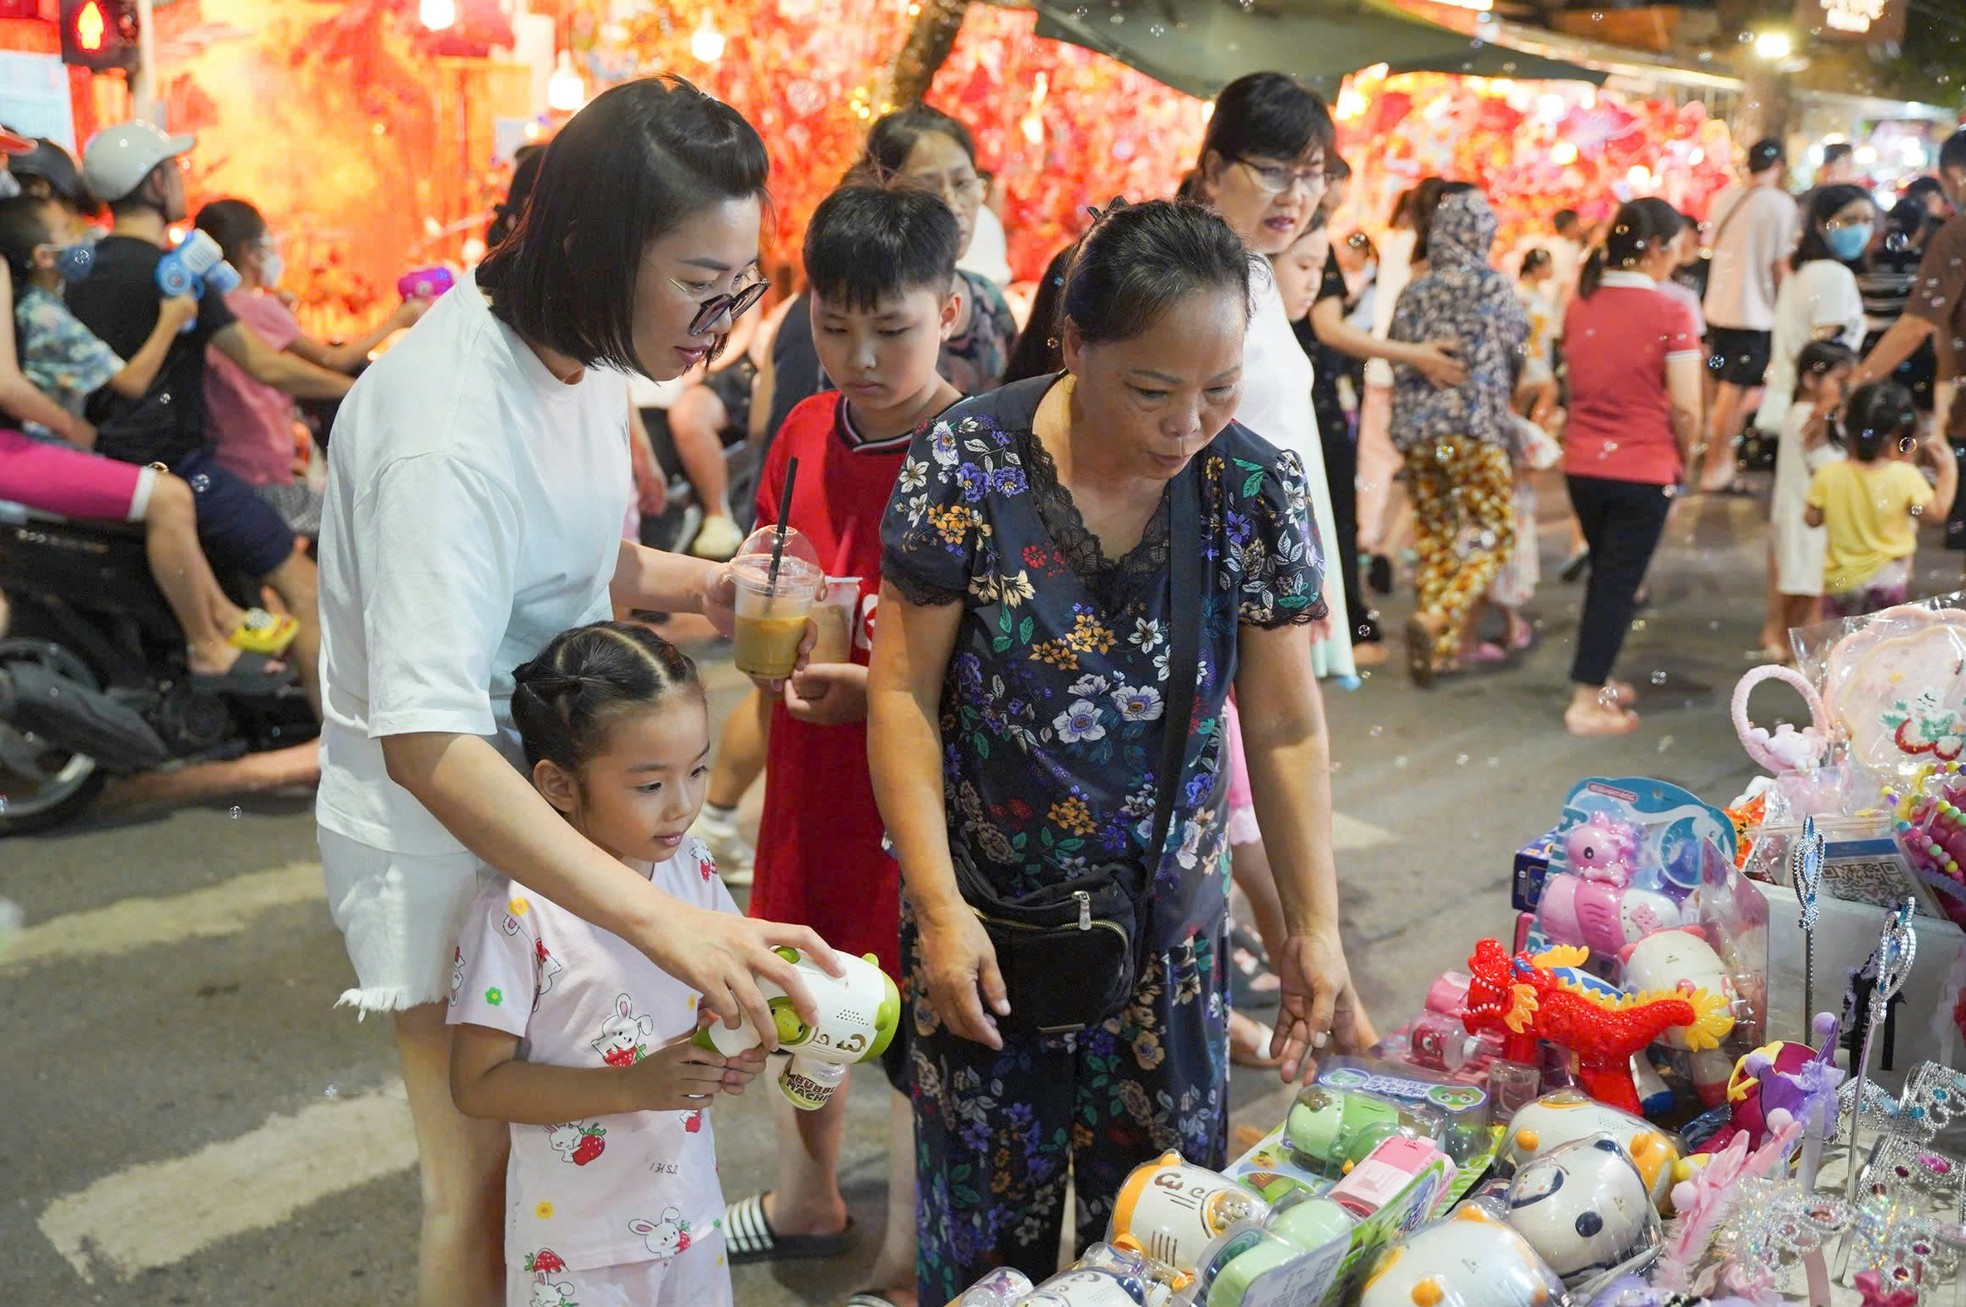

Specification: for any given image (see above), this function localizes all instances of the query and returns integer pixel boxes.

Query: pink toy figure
[1536,814,1682,958]
[1732,665,1840,819]
[1566,812,1640,883]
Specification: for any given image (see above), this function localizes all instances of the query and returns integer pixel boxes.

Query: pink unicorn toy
[1537,812,1684,959]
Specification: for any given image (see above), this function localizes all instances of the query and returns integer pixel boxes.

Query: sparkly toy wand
[1792,815,1826,1021]
[1844,898,1918,1203]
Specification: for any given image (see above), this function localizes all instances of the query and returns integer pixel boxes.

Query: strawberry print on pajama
[448,838,738,1305]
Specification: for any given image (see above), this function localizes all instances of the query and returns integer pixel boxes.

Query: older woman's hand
[919,909,1009,1050]
[1271,928,1375,1084]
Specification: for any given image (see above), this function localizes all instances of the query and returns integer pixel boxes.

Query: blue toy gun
[155,230,240,332]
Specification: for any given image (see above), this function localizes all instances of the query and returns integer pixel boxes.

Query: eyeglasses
[907,171,989,205]
[1235,158,1330,197]
[674,277,769,337]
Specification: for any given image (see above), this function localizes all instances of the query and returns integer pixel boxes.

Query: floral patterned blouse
[880,374,1325,951]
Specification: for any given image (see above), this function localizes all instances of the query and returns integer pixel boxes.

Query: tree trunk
[886,0,973,109]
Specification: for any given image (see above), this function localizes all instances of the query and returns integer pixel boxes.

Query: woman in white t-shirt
[316,77,835,1305]
[1752,184,1874,659]
[1189,71,1354,681]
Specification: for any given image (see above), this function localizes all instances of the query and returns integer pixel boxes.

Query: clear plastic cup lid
[739,525,820,568]
[731,552,823,590]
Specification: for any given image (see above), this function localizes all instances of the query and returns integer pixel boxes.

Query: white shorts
[319,827,490,1014]
[507,1231,732,1307]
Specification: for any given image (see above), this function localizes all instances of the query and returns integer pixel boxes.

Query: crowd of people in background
[4,74,1966,1307]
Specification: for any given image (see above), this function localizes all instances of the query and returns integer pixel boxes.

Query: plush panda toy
[1502,1134,1662,1286]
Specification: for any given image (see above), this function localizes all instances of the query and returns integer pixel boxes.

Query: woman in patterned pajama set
[1388,189,1529,685]
[867,200,1369,1301]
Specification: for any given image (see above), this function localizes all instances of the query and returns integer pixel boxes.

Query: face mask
[54,243,95,282]
[259,252,285,288]
[1827,224,1872,261]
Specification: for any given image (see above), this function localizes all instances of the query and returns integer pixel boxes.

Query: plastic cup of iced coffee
[731,554,823,680]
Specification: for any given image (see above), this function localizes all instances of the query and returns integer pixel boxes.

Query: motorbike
[0,498,317,835]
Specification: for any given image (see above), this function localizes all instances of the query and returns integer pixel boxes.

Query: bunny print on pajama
[448,838,737,1307]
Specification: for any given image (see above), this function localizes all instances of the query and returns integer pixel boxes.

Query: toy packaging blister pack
[1791,596,1966,784]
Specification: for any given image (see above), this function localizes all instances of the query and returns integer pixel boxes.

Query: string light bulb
[419,0,457,30]
[691,13,726,63]
[547,51,586,113]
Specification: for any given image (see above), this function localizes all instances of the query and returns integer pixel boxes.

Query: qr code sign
[1822,840,1939,917]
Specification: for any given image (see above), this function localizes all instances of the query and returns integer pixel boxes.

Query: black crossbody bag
[949,459,1203,1035]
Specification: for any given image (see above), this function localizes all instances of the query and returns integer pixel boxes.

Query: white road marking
[0,861,322,973]
[39,1079,416,1281]
[1330,812,1396,850]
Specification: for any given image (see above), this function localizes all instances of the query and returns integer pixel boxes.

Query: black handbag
[949,458,1203,1035]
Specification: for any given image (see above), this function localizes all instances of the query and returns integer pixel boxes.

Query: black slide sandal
[724,1191,855,1265]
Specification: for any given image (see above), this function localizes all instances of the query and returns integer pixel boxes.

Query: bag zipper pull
[1076,889,1091,931]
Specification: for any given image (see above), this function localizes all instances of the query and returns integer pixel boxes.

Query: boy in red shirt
[723,182,962,1307]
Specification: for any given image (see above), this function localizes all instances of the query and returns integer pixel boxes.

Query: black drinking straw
[766,456,800,595]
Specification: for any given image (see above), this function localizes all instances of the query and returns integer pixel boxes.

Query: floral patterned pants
[1403,436,1515,662]
[902,905,1230,1302]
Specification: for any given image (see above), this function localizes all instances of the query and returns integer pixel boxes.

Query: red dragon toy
[1464,938,1734,1115]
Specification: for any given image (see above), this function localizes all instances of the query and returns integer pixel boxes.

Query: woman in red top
[1560,199,1704,736]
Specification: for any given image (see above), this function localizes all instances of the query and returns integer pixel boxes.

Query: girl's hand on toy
[919,906,1008,1050]
[626,1031,734,1112]
[1273,928,1372,1084]
[784,663,869,725]
[717,1046,768,1097]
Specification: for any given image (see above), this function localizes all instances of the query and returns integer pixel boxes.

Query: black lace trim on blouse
[1015,428,1170,613]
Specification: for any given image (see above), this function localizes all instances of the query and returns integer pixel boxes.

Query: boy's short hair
[0,193,55,286]
[803,182,960,314]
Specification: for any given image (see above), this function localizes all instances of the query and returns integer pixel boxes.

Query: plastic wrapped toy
[1618,929,1744,1108]
[1535,811,1685,957]
[1285,1084,1443,1180]
[1109,1152,1270,1277]
[1503,1089,1686,1213]
[952,1267,1037,1305]
[1500,1133,1662,1286]
[1465,939,1733,1115]
[1358,1202,1566,1307]
[695,948,899,1109]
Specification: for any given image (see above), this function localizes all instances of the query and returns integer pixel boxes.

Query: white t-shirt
[1754,259,1865,434]
[1363,228,1416,389]
[448,841,735,1273]
[1236,265,1318,465]
[316,269,632,854]
[1703,184,1800,332]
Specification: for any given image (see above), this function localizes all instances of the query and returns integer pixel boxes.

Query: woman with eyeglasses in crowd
[311,78,839,1307]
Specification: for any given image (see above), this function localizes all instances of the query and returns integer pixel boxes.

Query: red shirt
[748,392,915,977]
[1561,274,1701,486]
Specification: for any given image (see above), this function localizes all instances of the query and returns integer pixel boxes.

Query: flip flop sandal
[1403,616,1437,688]
[724,1192,854,1265]
[229,608,299,658]
[1565,706,1640,737]
[1559,550,1590,583]
[1509,624,1536,652]
[1462,641,1511,665]
[1228,926,1280,1010]
[190,651,297,698]
[1230,1017,1282,1068]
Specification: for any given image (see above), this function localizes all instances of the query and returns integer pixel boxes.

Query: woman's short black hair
[1838,380,1920,461]
[0,194,54,286]
[1062,198,1255,347]
[863,104,977,179]
[1793,183,1874,270]
[478,76,769,375]
[1576,197,1684,299]
[195,198,268,269]
[511,621,702,773]
[1200,72,1335,171]
[803,182,960,313]
[1792,338,1857,401]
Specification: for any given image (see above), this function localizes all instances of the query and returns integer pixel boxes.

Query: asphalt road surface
[4,487,1955,1305]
